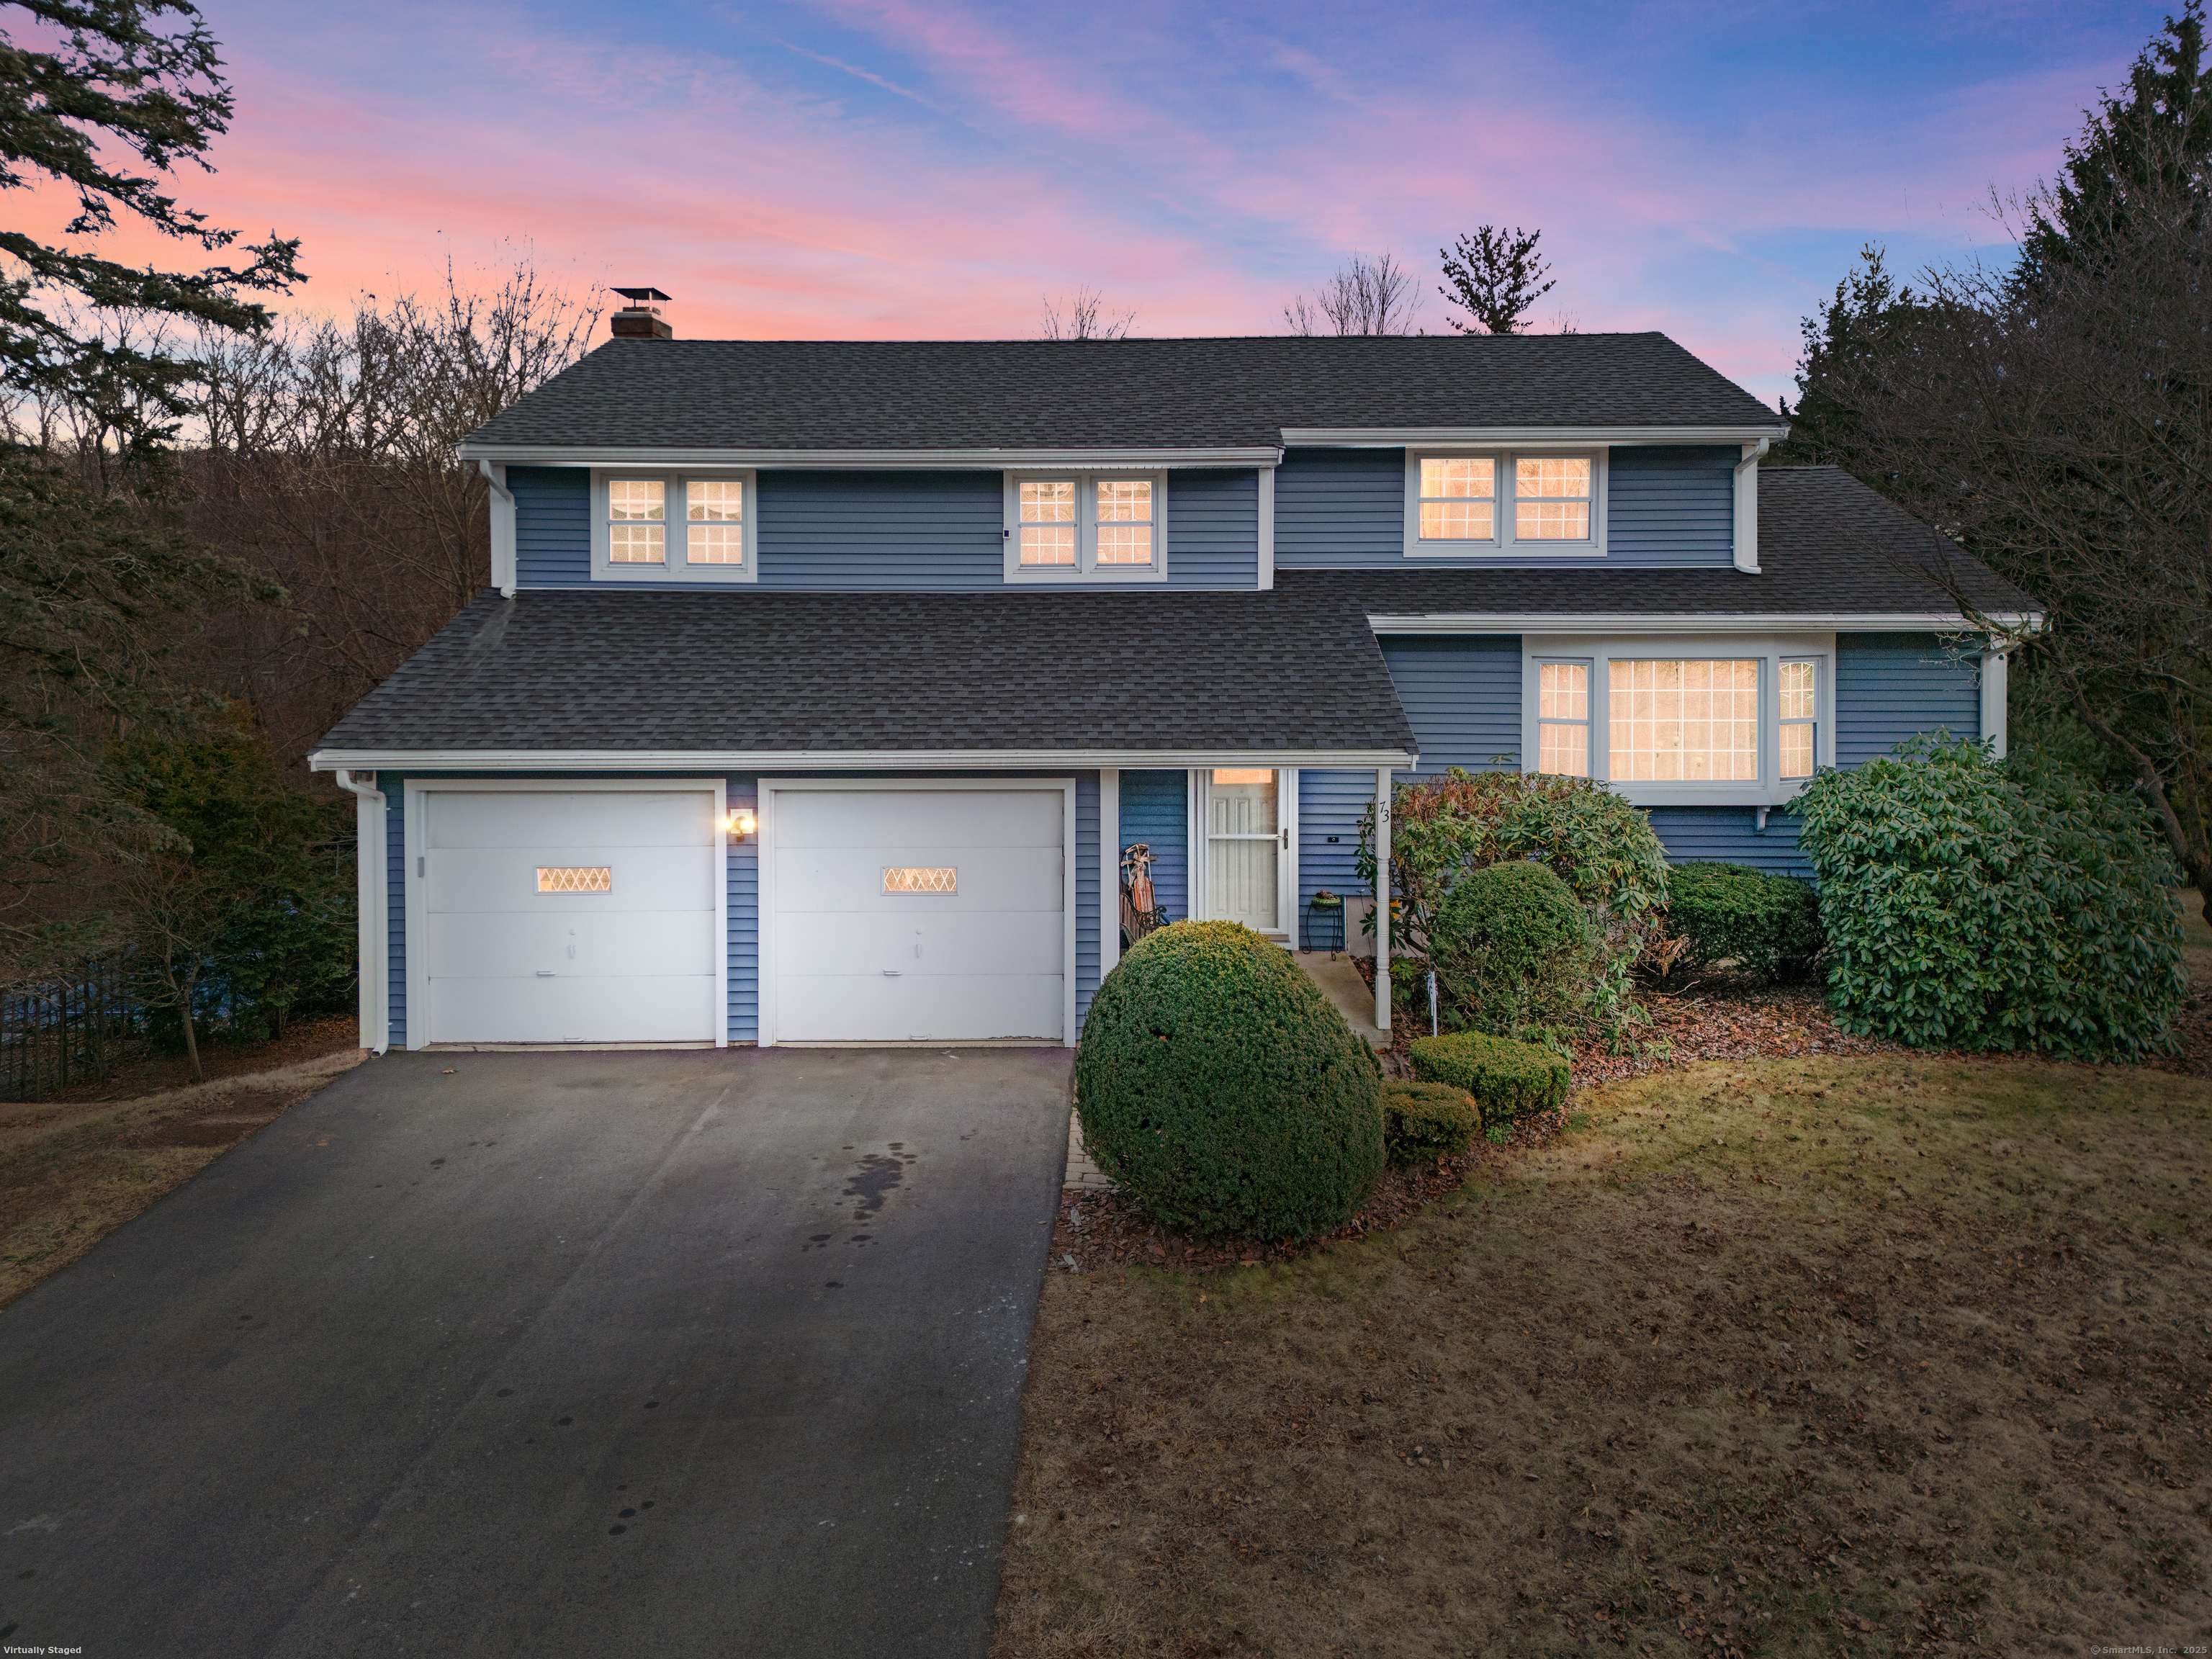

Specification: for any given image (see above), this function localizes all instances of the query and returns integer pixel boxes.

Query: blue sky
[37,0,2173,403]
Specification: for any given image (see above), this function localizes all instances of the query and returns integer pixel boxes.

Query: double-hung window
[1004,472,1167,581]
[1406,451,1605,555]
[592,469,757,583]
[1524,640,1831,804]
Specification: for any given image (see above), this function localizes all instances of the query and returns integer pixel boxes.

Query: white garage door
[771,788,1066,1043]
[419,789,718,1045]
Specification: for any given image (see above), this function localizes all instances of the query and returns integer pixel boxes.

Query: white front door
[1205,768,1282,932]
[419,789,719,1044]
[770,788,1066,1042]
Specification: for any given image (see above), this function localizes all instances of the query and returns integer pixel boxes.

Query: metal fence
[1,953,145,1102]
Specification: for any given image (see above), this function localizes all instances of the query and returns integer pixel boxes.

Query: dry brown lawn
[0,1046,361,1308]
[993,1054,2212,1658]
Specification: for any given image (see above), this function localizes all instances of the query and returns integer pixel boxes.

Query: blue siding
[511,466,589,587]
[1163,469,1258,588]
[1298,769,1376,933]
[1837,633,1980,765]
[1076,772,1100,1025]
[1119,770,1187,925]
[1645,806,1813,879]
[1275,447,1404,566]
[1606,446,1735,566]
[1274,444,1736,568]
[757,470,1003,589]
[384,776,406,1048]
[1380,635,1522,773]
[727,775,759,1042]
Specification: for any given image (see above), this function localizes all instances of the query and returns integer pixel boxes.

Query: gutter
[332,769,388,1054]
[310,746,1420,774]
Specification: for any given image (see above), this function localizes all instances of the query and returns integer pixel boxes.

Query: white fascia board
[310,745,1419,773]
[1367,611,2043,634]
[1281,426,1790,448]
[457,444,1285,472]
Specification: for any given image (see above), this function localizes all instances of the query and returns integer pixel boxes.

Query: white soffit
[1282,426,1791,448]
[456,444,1284,471]
[309,746,1421,773]
[1368,611,2041,634]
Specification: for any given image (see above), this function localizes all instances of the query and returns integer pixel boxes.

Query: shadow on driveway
[0,1046,1071,1658]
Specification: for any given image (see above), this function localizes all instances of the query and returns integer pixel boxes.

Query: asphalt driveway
[0,1046,1072,1658]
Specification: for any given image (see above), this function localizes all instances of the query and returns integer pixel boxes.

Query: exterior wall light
[725,807,757,842]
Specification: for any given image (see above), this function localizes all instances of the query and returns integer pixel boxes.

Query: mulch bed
[1062,953,2212,1274]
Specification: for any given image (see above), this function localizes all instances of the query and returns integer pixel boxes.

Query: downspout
[1733,439,1770,574]
[333,768,389,1054]
[480,459,518,598]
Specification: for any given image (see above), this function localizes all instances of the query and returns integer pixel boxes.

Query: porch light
[725,807,757,842]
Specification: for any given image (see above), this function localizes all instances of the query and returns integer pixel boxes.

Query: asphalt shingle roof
[460,332,1781,454]
[1288,469,2037,618]
[314,586,1419,757]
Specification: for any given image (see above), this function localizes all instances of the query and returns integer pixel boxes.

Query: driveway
[0,1046,1072,1658]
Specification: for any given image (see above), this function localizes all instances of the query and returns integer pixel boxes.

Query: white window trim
[1002,469,1170,583]
[1519,634,1836,806]
[402,777,729,1051]
[1403,448,1609,557]
[1186,768,1298,945]
[590,467,760,584]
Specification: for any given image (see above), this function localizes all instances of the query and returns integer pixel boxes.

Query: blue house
[308,309,2035,1052]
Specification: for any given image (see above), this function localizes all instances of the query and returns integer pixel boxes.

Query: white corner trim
[1372,768,1391,1033]
[459,444,1284,471]
[309,746,1420,773]
[1367,611,2041,635]
[333,769,387,1053]
[1256,465,1275,590]
[1979,645,2010,757]
[399,777,729,1053]
[754,777,1079,1049]
[479,462,517,597]
[1733,441,1768,573]
[1282,426,1789,448]
[1100,768,1120,976]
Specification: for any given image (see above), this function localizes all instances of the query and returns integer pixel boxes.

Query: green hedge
[1382,1080,1478,1164]
[1428,859,1595,1038]
[1407,1030,1569,1129]
[1666,862,1824,984]
[1075,921,1384,1240]
[1792,735,2185,1061]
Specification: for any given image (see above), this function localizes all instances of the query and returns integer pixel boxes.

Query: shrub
[1666,862,1824,984]
[1075,921,1384,1239]
[1428,860,1595,1038]
[1357,768,1671,1040]
[1407,1030,1570,1130]
[1791,734,2185,1061]
[1381,1081,1478,1165]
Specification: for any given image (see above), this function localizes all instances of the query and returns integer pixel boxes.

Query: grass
[0,1048,359,1308]
[993,1053,2212,1657]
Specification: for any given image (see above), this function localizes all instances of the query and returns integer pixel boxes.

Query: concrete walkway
[1295,948,1390,1051]
[0,1046,1071,1658]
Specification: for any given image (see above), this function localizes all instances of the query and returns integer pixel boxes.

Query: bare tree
[1038,287,1135,340]
[1438,226,1555,335]
[1284,251,1422,336]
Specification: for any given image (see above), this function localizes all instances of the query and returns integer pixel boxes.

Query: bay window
[1524,639,1831,803]
[1004,471,1167,581]
[1406,450,1606,554]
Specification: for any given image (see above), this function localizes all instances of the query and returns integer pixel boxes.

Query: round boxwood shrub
[1667,861,1824,984]
[1076,921,1383,1240]
[1382,1080,1478,1165]
[1427,860,1595,1038]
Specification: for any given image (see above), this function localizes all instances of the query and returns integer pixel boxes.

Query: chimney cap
[613,286,673,304]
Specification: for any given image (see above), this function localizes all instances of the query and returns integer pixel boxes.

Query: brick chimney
[610,287,673,339]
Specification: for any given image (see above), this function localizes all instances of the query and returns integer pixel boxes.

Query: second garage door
[770,787,1066,1043]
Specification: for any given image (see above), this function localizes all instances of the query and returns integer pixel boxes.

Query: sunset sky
[17,0,2176,404]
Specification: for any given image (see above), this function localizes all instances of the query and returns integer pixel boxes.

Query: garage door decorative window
[536,866,613,893]
[882,866,956,894]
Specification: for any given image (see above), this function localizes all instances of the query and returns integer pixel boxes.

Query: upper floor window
[1523,640,1830,804]
[1004,471,1167,582]
[592,469,757,583]
[1406,449,1605,555]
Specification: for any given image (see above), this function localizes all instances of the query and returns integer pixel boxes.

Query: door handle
[882,969,901,976]
[536,971,555,978]
[1281,828,1290,848]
